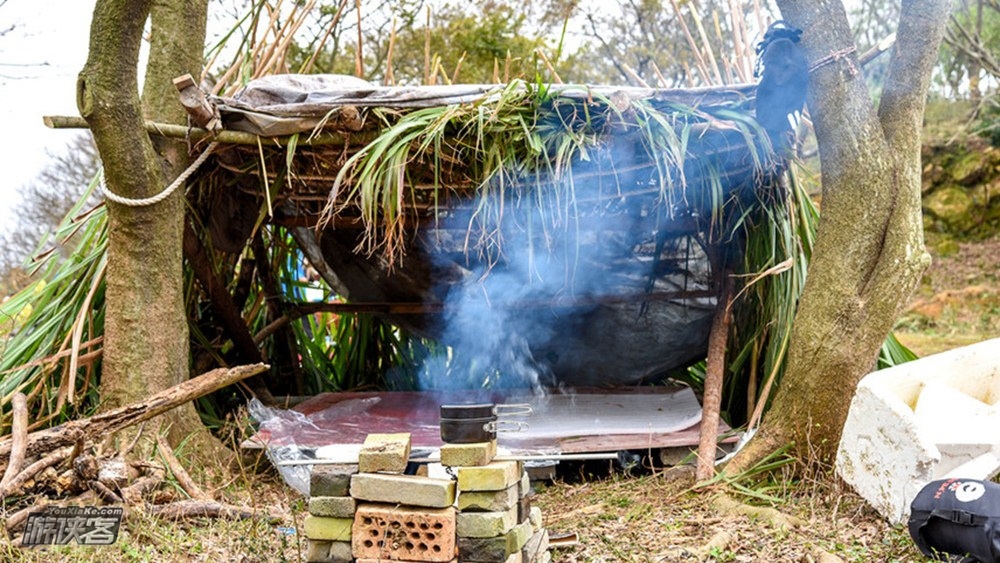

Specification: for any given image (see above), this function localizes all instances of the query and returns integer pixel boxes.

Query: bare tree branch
[944,12,1000,77]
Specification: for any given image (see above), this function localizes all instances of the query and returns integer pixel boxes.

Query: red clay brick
[352,503,456,562]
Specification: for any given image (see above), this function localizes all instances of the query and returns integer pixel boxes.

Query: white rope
[99,141,219,207]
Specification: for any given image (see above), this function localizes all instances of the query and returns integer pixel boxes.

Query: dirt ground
[5,238,997,562]
[0,454,926,562]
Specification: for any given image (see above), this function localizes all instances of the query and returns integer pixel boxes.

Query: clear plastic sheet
[247,398,321,495]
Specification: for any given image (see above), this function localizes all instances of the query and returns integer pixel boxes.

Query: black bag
[908,478,1000,562]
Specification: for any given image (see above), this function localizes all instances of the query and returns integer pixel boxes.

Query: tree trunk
[77,0,220,456]
[728,0,950,469]
[140,0,219,452]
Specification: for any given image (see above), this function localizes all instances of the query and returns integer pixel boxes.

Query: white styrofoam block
[942,452,1000,481]
[934,443,994,477]
[836,337,1000,525]
[913,381,1000,445]
[836,384,940,524]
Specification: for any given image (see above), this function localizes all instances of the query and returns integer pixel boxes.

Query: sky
[0,0,95,229]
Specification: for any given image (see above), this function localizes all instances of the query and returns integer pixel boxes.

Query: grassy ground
[533,467,922,562]
[1,458,930,562]
[894,236,1000,356]
[5,211,996,563]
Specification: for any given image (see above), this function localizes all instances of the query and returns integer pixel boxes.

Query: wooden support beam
[43,115,377,147]
[696,273,734,482]
[252,289,716,344]
[183,221,263,365]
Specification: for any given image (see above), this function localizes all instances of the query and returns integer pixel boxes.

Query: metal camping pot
[439,403,532,444]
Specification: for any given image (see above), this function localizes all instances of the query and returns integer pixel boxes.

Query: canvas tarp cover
[211,73,752,137]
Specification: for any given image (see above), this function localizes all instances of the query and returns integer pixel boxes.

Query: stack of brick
[445,442,550,563]
[305,463,358,562]
[302,433,550,563]
[305,433,458,563]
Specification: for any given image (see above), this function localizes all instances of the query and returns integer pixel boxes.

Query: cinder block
[457,461,521,492]
[352,503,456,562]
[308,496,357,518]
[521,529,549,562]
[359,432,412,474]
[518,471,531,498]
[458,485,518,512]
[328,541,353,561]
[525,462,556,483]
[304,539,353,562]
[457,505,517,538]
[517,496,531,523]
[457,519,532,561]
[351,472,456,508]
[440,441,497,467]
[305,539,331,562]
[510,519,533,551]
[310,465,357,497]
[304,515,353,541]
[528,506,543,531]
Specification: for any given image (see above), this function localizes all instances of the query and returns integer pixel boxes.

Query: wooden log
[251,289,717,344]
[89,480,123,504]
[0,363,268,471]
[5,490,97,534]
[156,434,209,501]
[696,274,734,482]
[120,473,165,505]
[183,222,266,372]
[173,74,220,132]
[0,393,28,492]
[0,446,72,500]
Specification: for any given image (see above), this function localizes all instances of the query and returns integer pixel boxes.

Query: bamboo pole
[424,6,431,85]
[386,17,397,86]
[44,115,378,147]
[301,0,348,74]
[354,0,363,78]
[670,0,713,85]
[691,8,723,84]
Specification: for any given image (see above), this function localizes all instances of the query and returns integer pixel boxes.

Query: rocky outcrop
[922,138,1000,253]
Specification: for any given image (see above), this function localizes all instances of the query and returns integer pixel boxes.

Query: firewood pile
[0,364,273,545]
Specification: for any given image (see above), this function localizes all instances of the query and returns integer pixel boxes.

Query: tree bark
[143,0,216,450]
[78,0,220,453]
[78,0,163,409]
[728,0,949,469]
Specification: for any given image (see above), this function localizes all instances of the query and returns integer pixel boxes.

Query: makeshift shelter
[182,73,785,391]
